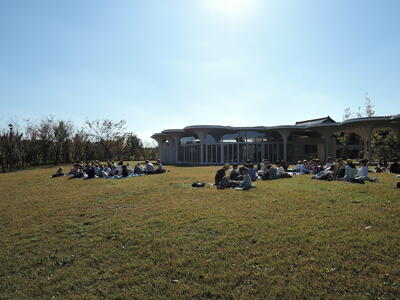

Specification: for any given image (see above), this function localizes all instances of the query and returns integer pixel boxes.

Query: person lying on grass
[312,165,336,181]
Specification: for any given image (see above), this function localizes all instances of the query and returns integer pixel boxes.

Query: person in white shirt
[145,160,155,174]
[338,159,364,183]
[276,162,292,178]
[276,162,285,176]
[325,157,334,169]
[134,163,145,175]
[357,159,377,181]
[344,160,357,180]
[116,161,124,175]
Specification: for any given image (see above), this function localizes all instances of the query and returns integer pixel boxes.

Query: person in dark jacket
[389,158,400,174]
[215,164,230,186]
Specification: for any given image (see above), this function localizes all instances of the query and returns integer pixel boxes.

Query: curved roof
[153,115,399,140]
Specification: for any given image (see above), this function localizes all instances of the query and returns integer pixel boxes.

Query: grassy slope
[0,165,399,299]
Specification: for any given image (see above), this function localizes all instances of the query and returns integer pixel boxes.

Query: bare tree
[364,92,375,117]
[85,119,126,161]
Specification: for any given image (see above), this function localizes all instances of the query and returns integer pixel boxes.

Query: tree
[53,120,73,164]
[372,130,400,159]
[364,93,375,117]
[343,93,375,120]
[125,133,143,160]
[85,119,126,161]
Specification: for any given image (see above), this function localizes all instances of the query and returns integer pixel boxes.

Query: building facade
[152,115,400,165]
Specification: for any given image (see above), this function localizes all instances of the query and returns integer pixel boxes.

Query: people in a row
[53,159,165,179]
[214,156,400,187]
[312,159,377,183]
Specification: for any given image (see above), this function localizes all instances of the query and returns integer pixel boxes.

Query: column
[278,130,291,163]
[363,126,374,160]
[220,142,224,163]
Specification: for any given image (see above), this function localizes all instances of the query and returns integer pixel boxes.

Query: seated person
[375,158,387,172]
[276,162,285,176]
[51,167,64,178]
[86,165,96,179]
[247,164,258,181]
[294,161,303,172]
[101,164,112,177]
[238,164,247,177]
[358,159,377,181]
[389,158,400,174]
[299,160,310,174]
[238,168,253,189]
[109,165,118,176]
[261,164,271,180]
[144,160,155,174]
[117,161,124,175]
[269,165,278,180]
[155,159,166,173]
[126,163,134,174]
[336,158,346,178]
[134,163,145,175]
[67,164,80,176]
[121,165,129,177]
[344,160,357,180]
[276,162,292,178]
[339,160,364,183]
[229,164,240,180]
[215,164,230,186]
[325,157,334,169]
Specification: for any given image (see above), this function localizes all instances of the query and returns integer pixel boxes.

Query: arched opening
[335,131,364,159]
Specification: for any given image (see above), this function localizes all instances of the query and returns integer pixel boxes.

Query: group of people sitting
[214,160,293,189]
[308,158,376,183]
[51,160,165,179]
[374,157,400,173]
[214,156,400,188]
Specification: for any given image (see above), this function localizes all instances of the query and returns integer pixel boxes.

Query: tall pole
[8,123,14,171]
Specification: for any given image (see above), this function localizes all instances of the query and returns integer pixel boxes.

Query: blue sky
[1,0,399,142]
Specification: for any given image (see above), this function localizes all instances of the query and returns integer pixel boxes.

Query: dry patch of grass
[1,165,399,299]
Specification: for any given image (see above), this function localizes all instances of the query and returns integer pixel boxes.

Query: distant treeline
[0,117,157,173]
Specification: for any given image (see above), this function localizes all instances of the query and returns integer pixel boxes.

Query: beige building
[152,115,400,164]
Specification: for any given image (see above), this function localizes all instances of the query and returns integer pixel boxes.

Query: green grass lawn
[1,165,399,299]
